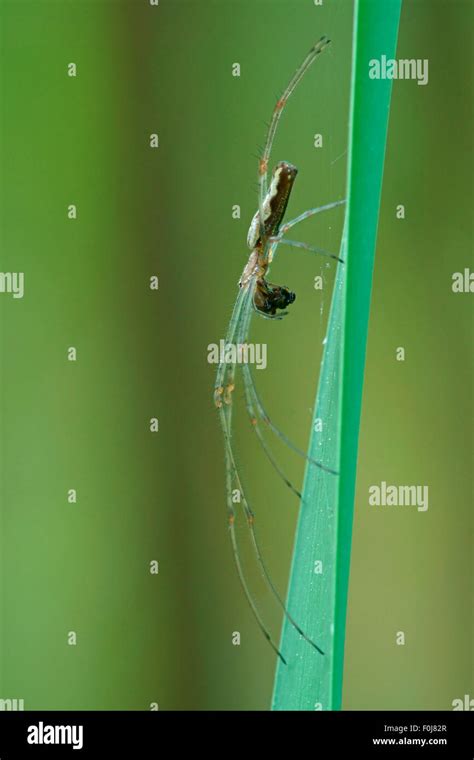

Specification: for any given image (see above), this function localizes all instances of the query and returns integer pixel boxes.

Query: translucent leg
[243,363,339,477]
[220,384,324,658]
[268,236,344,264]
[278,199,346,235]
[220,286,325,657]
[258,37,331,237]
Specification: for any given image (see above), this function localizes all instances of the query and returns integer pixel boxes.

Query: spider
[214,36,345,664]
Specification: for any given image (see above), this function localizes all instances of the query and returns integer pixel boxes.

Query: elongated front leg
[257,37,332,234]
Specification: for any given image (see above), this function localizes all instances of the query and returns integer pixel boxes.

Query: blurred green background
[0,0,471,710]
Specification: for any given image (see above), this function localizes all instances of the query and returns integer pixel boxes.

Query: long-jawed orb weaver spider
[214,36,345,664]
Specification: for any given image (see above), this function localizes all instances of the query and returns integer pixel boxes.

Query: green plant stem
[272,0,402,711]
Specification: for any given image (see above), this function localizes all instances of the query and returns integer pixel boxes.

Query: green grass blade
[272,0,402,711]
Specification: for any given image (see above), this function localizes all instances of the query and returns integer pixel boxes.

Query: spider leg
[268,236,344,264]
[215,285,288,663]
[214,285,248,408]
[243,363,339,477]
[236,294,303,500]
[257,37,331,241]
[221,286,325,656]
[220,374,325,658]
[278,199,346,236]
[220,402,287,665]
